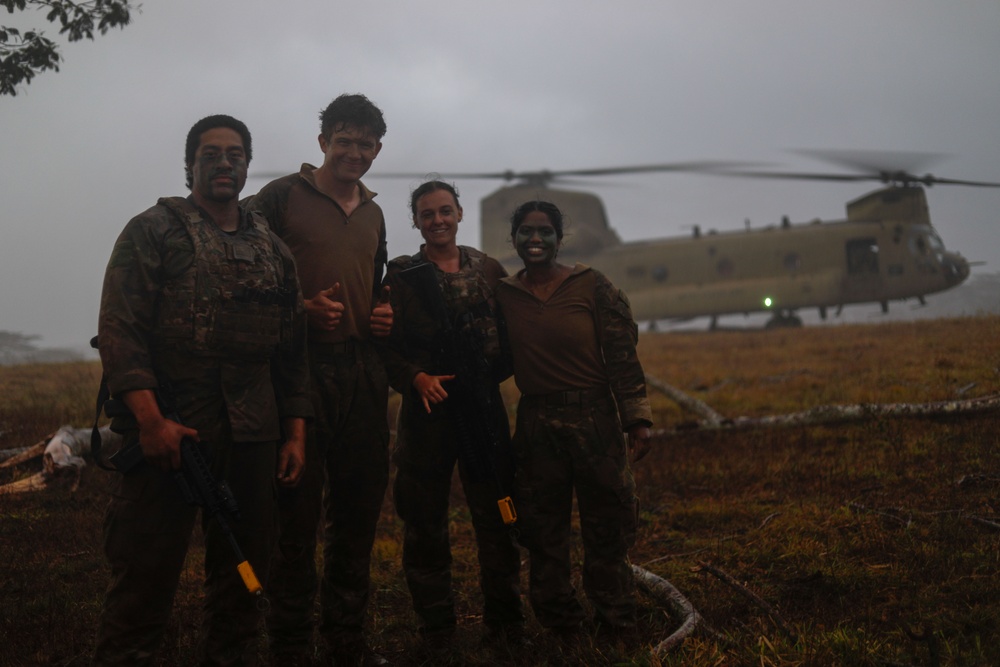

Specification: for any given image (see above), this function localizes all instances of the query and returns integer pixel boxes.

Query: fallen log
[647,394,1000,438]
[0,437,51,468]
[0,425,120,495]
[631,564,701,656]
[645,374,725,426]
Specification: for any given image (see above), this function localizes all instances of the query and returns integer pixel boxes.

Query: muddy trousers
[267,341,389,655]
[393,413,522,633]
[511,394,639,629]
[92,439,278,667]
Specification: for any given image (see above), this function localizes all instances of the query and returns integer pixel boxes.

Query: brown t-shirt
[246,164,387,343]
[496,264,608,395]
[496,263,653,429]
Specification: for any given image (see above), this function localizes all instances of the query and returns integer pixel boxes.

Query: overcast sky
[2,0,998,350]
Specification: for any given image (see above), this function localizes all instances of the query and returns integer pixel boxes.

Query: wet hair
[319,93,387,141]
[510,200,564,240]
[184,114,252,189]
[409,179,461,221]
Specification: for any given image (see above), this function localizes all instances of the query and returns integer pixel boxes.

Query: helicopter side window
[846,237,879,275]
[907,226,945,263]
[651,265,669,282]
[783,253,801,272]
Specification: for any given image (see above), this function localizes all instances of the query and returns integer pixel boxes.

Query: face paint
[514,211,559,267]
[190,127,248,203]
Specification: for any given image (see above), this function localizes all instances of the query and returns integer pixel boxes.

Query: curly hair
[319,93,387,140]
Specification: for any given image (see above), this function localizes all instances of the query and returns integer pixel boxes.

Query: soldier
[245,94,392,667]
[380,181,524,657]
[494,200,653,639]
[93,114,311,666]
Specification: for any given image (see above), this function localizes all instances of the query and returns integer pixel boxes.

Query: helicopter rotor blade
[250,154,1000,189]
[791,149,949,176]
[710,168,1000,188]
[915,176,1000,188]
[372,161,762,188]
[707,170,879,183]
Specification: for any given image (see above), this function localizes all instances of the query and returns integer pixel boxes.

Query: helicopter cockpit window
[651,265,669,282]
[908,226,945,261]
[846,238,879,275]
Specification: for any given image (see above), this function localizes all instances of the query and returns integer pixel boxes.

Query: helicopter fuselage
[482,185,970,323]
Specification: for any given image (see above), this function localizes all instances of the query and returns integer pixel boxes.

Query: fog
[1,1,998,355]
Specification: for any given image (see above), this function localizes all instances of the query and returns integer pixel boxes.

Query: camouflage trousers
[511,390,639,629]
[92,437,278,666]
[393,398,523,633]
[266,340,389,655]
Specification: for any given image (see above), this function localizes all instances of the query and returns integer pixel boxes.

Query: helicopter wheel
[765,311,803,329]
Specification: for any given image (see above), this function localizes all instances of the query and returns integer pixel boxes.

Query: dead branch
[631,564,702,656]
[0,471,50,494]
[649,394,1000,439]
[968,516,1000,531]
[0,436,52,469]
[645,374,725,426]
[694,561,798,644]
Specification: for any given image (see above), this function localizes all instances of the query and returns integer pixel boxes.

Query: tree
[1,0,135,96]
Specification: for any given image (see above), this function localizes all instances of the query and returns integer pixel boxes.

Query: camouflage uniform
[93,197,310,666]
[381,246,523,636]
[495,265,652,630]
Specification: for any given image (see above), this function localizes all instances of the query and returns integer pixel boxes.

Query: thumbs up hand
[305,283,345,331]
[370,285,393,337]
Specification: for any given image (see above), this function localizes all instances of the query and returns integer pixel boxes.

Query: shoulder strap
[157,196,203,224]
[88,336,117,471]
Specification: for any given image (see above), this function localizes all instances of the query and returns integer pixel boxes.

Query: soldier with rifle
[380,180,526,657]
[92,114,311,667]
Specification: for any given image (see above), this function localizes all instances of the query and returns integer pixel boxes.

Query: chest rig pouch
[434,251,502,361]
[155,197,287,358]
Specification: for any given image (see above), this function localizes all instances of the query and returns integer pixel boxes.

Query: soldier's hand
[123,388,196,472]
[413,371,456,414]
[276,417,306,487]
[276,438,305,487]
[627,424,652,463]
[370,285,393,337]
[140,416,197,472]
[305,283,345,331]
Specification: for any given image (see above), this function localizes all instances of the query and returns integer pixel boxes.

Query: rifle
[398,261,517,525]
[107,388,264,597]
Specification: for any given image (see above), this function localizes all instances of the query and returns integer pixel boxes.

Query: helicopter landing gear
[765,310,803,329]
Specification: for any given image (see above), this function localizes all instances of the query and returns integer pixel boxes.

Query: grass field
[1,316,998,666]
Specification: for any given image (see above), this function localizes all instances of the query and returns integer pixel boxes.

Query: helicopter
[385,151,997,329]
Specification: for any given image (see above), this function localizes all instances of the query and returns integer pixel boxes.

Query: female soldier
[381,180,524,653]
[494,200,653,638]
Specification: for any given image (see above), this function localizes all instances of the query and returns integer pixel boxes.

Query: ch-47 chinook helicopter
[393,151,997,329]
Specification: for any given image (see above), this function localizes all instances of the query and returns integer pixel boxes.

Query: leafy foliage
[0,0,135,96]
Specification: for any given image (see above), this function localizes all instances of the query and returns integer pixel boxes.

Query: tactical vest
[154,197,288,358]
[408,247,502,361]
